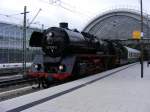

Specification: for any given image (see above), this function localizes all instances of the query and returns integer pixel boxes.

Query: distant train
[28,23,140,88]
[0,62,32,74]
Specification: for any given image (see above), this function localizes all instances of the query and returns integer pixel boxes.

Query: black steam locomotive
[28,23,140,88]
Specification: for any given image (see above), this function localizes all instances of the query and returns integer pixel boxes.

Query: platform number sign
[132,31,141,40]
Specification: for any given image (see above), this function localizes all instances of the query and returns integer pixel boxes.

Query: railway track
[0,76,38,101]
[0,85,39,102]
[0,79,66,102]
[0,77,37,88]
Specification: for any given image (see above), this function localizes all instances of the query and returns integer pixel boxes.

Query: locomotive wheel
[42,78,50,88]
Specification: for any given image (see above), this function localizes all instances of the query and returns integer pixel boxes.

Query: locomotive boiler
[30,23,102,57]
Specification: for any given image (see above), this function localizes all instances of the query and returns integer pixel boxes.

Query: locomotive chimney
[59,22,68,29]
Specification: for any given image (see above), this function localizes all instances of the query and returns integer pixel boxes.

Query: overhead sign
[132,31,141,39]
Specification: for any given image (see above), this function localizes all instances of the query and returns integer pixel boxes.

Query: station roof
[83,9,150,40]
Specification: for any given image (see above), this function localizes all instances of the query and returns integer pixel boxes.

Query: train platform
[0,62,150,112]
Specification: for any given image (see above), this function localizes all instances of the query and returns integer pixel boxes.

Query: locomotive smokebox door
[30,31,43,47]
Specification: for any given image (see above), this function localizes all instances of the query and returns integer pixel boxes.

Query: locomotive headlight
[59,65,66,72]
[59,65,64,70]
[46,32,54,44]
[46,32,53,37]
[34,64,38,69]
[34,64,42,71]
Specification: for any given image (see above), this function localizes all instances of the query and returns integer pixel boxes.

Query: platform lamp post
[140,0,144,78]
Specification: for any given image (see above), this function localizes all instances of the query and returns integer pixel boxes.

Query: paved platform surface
[1,62,150,112]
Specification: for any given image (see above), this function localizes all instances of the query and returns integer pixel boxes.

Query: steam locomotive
[28,23,140,88]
